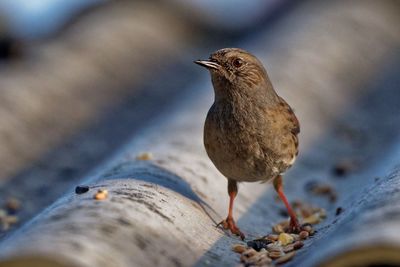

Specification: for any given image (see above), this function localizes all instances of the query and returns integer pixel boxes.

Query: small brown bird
[195,48,300,240]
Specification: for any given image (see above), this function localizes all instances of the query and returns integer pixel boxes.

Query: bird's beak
[194,60,220,70]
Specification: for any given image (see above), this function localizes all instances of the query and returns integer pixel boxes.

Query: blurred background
[0,0,299,235]
[0,0,399,248]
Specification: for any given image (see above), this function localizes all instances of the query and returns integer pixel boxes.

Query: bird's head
[195,48,273,100]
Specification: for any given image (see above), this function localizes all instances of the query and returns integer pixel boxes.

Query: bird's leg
[273,175,300,233]
[217,180,245,240]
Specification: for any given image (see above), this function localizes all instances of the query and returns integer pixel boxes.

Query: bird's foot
[288,217,301,233]
[217,217,245,240]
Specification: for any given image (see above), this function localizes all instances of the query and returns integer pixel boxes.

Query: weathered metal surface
[0,0,399,267]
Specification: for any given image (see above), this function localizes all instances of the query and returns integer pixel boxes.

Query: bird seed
[278,233,294,246]
[136,152,153,161]
[232,244,247,254]
[94,189,108,200]
[275,251,295,265]
[299,231,309,239]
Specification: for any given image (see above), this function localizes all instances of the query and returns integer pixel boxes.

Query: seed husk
[265,234,279,241]
[278,220,290,228]
[303,214,321,225]
[300,208,313,218]
[290,233,300,241]
[242,248,257,258]
[302,223,312,232]
[257,255,272,265]
[275,251,295,264]
[278,233,294,246]
[240,248,260,264]
[232,244,246,254]
[283,244,295,253]
[269,250,283,259]
[256,252,272,264]
[246,252,270,265]
[293,241,304,250]
[242,253,259,264]
[267,243,282,253]
[299,231,309,240]
[272,224,284,234]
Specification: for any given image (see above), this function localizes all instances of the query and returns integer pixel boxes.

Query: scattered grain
[302,224,312,233]
[232,244,246,254]
[247,254,265,265]
[278,220,289,228]
[94,189,108,200]
[290,234,300,241]
[269,250,283,259]
[303,214,321,225]
[247,238,272,251]
[299,231,309,240]
[301,223,315,235]
[266,243,282,253]
[278,233,294,246]
[275,251,295,264]
[241,248,257,258]
[234,199,325,266]
[283,244,294,253]
[257,254,272,265]
[136,152,153,161]
[272,224,284,234]
[265,234,279,241]
[293,241,304,250]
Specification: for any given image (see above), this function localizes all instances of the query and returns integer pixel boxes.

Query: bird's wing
[258,96,300,175]
[277,96,300,135]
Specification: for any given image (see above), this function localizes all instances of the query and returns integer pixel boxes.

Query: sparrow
[195,48,300,240]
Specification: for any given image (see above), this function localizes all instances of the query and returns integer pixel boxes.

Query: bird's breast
[203,103,277,182]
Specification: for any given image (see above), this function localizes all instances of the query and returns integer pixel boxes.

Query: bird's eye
[232,58,243,68]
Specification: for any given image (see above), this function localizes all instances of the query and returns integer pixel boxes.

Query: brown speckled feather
[204,94,300,183]
[202,48,300,183]
[197,47,302,238]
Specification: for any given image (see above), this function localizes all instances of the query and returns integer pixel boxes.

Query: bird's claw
[217,217,245,240]
[288,218,301,233]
